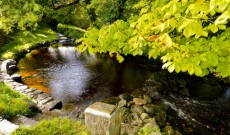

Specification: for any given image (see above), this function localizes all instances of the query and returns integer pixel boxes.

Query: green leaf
[216,62,230,78]
[188,64,194,75]
[33,4,41,12]
[175,63,181,73]
[210,10,216,16]
[181,63,189,72]
[218,24,226,30]
[210,0,216,10]
[210,53,218,66]
[148,49,158,59]
[116,54,124,63]
[194,66,203,76]
[132,48,143,56]
[215,11,229,25]
[168,63,175,73]
[183,22,195,38]
[209,24,218,33]
[87,46,94,54]
[178,19,191,32]
[218,3,229,12]
[162,62,173,69]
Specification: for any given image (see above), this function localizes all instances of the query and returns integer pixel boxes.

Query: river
[17,46,230,134]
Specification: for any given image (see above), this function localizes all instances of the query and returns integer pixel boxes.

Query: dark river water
[17,46,230,134]
[18,46,151,105]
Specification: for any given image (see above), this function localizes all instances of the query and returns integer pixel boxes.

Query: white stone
[1,59,16,73]
[0,119,19,135]
[85,102,122,135]
[60,36,68,40]
[57,33,64,37]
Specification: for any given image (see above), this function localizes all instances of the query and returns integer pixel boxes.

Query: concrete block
[85,102,122,135]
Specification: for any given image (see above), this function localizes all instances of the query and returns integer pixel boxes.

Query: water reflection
[18,46,151,104]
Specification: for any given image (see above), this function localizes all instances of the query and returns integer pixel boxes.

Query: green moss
[12,117,88,135]
[0,82,34,119]
[0,27,59,60]
[138,118,161,135]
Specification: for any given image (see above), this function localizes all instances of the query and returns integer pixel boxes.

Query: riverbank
[1,28,229,134]
[0,27,59,60]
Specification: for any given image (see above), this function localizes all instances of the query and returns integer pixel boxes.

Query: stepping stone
[1,59,16,73]
[11,115,38,128]
[44,100,62,111]
[10,74,22,82]
[39,97,53,105]
[28,90,43,98]
[60,36,68,40]
[15,85,28,91]
[57,33,64,37]
[23,88,36,94]
[37,93,49,101]
[0,119,19,135]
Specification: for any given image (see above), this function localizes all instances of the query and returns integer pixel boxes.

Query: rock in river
[133,98,147,106]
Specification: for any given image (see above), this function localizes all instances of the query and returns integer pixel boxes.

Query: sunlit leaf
[168,63,175,73]
[188,64,194,75]
[116,54,124,63]
[194,65,203,76]
[215,11,229,25]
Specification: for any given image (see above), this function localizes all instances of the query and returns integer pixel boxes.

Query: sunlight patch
[36,34,47,38]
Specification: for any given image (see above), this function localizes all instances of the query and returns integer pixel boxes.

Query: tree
[78,0,230,78]
[0,0,42,33]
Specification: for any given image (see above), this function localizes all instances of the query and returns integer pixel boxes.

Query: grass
[0,82,34,119]
[0,27,59,60]
[57,23,86,40]
[12,117,88,135]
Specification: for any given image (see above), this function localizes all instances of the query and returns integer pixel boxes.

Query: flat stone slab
[0,119,19,135]
[28,90,43,98]
[11,115,38,128]
[37,93,49,101]
[39,97,53,105]
[23,88,36,94]
[44,100,62,111]
[3,79,14,83]
[15,85,29,91]
[86,102,117,116]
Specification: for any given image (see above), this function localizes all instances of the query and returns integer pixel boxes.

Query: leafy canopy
[0,0,42,33]
[78,0,230,78]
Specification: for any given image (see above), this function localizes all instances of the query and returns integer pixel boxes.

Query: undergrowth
[12,117,88,135]
[0,82,34,119]
[0,27,59,60]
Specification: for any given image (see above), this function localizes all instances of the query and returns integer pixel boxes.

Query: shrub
[0,82,34,119]
[12,117,88,135]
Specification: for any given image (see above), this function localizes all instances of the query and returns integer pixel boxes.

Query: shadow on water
[18,46,230,134]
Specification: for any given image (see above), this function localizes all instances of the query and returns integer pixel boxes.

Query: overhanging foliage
[77,0,230,78]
